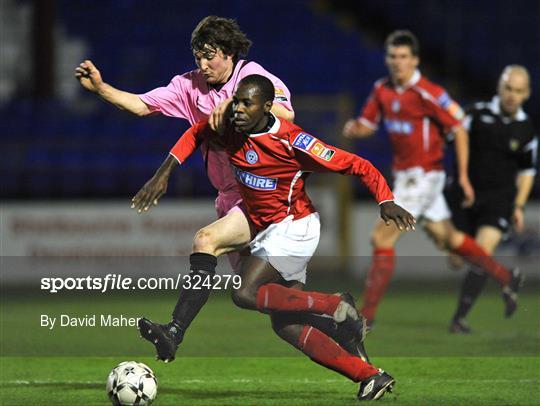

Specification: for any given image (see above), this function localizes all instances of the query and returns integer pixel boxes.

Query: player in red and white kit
[77,16,296,353]
[143,75,416,400]
[343,30,523,328]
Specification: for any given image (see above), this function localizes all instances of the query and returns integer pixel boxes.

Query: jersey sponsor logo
[438,92,451,109]
[384,119,413,135]
[310,142,335,161]
[274,87,288,102]
[232,166,277,190]
[438,92,464,120]
[245,149,259,164]
[292,133,316,151]
[509,138,520,151]
[447,101,464,120]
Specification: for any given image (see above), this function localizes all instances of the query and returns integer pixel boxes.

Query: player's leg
[139,208,252,362]
[360,218,402,326]
[425,219,523,316]
[233,257,358,325]
[359,169,432,327]
[236,259,392,398]
[450,226,501,331]
[425,219,513,287]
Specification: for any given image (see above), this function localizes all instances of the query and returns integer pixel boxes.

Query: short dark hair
[238,74,275,103]
[385,30,420,56]
[191,16,252,61]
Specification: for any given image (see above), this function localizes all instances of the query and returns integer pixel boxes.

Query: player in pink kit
[343,30,523,328]
[75,16,293,343]
[144,74,416,400]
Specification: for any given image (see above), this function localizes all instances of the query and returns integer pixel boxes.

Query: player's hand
[459,176,475,208]
[209,98,233,135]
[131,175,168,213]
[75,60,104,93]
[512,206,525,233]
[343,119,360,139]
[380,201,416,231]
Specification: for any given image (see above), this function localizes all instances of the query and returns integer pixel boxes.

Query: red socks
[453,234,510,286]
[298,325,378,382]
[360,248,395,322]
[256,283,341,316]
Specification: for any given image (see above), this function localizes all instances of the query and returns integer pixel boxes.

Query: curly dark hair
[385,30,420,56]
[191,16,252,61]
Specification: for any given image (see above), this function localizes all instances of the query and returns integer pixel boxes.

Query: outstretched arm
[131,121,208,212]
[75,59,151,116]
[343,119,376,139]
[292,132,415,230]
[131,155,178,213]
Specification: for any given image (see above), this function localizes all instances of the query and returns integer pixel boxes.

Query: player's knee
[231,285,257,310]
[447,230,464,250]
[192,227,217,253]
[371,231,389,248]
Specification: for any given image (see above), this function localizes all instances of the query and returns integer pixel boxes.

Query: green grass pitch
[1,280,539,405]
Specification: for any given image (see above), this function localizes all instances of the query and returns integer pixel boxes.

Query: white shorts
[250,212,321,284]
[393,167,450,222]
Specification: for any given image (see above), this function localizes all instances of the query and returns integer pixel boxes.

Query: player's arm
[513,136,538,232]
[343,119,376,139]
[75,60,151,116]
[291,133,415,230]
[131,122,207,212]
[343,85,380,139]
[131,155,178,212]
[452,125,475,207]
[427,90,474,207]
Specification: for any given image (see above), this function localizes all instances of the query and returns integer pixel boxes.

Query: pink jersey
[358,70,463,172]
[139,60,293,195]
[170,116,394,231]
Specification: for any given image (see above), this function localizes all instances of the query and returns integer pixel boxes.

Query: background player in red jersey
[140,75,416,400]
[343,30,523,328]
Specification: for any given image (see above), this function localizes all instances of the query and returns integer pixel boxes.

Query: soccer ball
[106,361,158,405]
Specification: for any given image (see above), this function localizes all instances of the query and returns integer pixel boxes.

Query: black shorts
[445,186,514,235]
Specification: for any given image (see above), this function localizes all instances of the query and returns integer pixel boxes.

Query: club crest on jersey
[245,149,259,164]
[509,139,520,151]
[292,133,316,151]
[232,166,277,190]
[310,142,335,161]
[391,99,400,113]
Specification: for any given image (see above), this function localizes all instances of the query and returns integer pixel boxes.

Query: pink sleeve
[239,62,294,112]
[138,74,192,120]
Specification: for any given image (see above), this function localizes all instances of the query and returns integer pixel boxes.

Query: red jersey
[170,116,394,231]
[358,70,464,171]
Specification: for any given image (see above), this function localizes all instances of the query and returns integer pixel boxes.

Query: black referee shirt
[463,96,538,195]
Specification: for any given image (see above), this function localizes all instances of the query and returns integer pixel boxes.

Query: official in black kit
[447,65,538,333]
